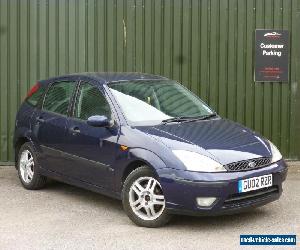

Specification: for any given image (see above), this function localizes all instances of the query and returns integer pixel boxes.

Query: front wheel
[122,166,172,227]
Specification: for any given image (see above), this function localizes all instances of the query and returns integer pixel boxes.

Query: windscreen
[108,80,214,125]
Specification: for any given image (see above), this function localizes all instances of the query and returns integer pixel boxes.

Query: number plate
[238,174,272,193]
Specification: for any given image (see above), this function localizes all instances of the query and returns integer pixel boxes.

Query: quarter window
[43,81,76,115]
[75,83,111,120]
[26,83,46,107]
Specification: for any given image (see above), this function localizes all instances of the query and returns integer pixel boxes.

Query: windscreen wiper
[162,114,217,124]
[197,113,218,120]
[177,113,218,123]
[161,116,193,124]
[183,113,218,122]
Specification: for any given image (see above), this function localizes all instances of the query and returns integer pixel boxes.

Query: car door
[63,81,119,188]
[33,80,77,173]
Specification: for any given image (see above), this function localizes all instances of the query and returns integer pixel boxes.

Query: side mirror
[87,115,114,127]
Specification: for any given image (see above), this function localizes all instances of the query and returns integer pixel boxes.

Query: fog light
[196,197,217,207]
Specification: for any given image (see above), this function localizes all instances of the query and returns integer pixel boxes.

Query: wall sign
[255,29,289,82]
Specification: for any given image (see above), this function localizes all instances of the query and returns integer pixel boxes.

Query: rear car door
[34,80,77,173]
[64,81,119,188]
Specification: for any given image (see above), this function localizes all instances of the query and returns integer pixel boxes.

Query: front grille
[223,186,279,209]
[224,157,272,172]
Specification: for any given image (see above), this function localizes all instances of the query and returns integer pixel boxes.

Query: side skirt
[38,166,122,200]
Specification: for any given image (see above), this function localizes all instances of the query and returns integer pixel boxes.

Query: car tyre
[17,142,47,190]
[122,166,172,227]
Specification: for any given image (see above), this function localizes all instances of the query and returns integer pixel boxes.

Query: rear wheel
[17,142,47,190]
[122,166,172,227]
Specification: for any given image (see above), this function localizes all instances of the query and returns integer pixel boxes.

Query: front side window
[75,83,111,120]
[43,81,76,116]
[108,80,215,125]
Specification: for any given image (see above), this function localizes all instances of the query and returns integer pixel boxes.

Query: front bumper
[157,159,288,216]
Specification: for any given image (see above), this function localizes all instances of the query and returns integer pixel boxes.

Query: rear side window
[74,83,111,120]
[26,83,46,107]
[43,81,76,116]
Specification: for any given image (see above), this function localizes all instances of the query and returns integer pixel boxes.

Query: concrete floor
[0,164,299,250]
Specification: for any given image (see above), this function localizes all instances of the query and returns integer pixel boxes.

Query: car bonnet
[136,119,272,165]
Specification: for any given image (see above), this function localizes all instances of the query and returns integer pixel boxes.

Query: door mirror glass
[87,115,113,127]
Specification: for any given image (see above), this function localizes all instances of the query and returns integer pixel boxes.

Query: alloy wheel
[129,176,165,221]
[19,150,34,184]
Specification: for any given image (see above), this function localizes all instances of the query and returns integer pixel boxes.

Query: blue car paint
[157,160,286,215]
[135,119,273,165]
[14,72,288,216]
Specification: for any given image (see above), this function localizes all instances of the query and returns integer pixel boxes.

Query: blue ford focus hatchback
[14,72,287,227]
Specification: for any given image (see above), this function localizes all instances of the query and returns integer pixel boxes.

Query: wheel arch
[121,160,153,186]
[118,148,167,193]
[14,136,31,166]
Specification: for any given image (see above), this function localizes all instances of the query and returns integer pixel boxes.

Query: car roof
[39,72,168,85]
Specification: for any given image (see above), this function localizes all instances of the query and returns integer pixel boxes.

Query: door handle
[69,127,81,134]
[36,116,45,123]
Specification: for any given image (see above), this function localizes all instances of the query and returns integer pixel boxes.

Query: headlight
[172,150,226,172]
[268,140,282,163]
